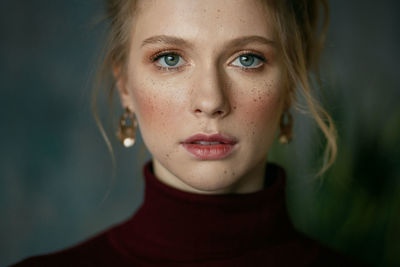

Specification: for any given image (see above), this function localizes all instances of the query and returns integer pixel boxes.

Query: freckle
[253,98,257,102]
[259,97,262,100]
[166,154,170,158]
[232,172,236,177]
[252,131,255,135]
[233,106,237,110]
[224,170,227,174]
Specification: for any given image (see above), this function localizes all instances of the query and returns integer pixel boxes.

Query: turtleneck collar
[109,161,295,262]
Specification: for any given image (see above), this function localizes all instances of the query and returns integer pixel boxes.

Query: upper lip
[182,134,238,145]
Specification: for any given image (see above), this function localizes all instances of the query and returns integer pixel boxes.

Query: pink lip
[181,134,238,160]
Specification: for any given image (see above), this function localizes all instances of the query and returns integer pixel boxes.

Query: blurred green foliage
[270,88,400,266]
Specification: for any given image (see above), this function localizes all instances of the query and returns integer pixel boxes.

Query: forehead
[132,0,274,45]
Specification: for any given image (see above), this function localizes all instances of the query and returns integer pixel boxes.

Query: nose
[190,65,231,118]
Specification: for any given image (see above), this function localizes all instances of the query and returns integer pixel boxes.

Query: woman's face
[118,0,286,194]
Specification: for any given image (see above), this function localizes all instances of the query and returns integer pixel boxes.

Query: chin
[181,176,238,194]
[174,161,242,193]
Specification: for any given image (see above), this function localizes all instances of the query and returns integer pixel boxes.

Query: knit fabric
[13,162,363,266]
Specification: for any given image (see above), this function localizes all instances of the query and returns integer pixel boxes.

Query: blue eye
[155,53,186,68]
[231,54,264,68]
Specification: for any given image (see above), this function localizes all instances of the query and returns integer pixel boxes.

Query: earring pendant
[117,107,137,147]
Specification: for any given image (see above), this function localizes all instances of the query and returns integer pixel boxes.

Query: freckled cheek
[236,89,282,136]
[132,87,183,133]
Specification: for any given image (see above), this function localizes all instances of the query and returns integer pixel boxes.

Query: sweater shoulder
[285,230,369,266]
[11,231,129,267]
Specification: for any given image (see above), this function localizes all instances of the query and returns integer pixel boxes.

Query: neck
[109,161,293,262]
[152,158,268,195]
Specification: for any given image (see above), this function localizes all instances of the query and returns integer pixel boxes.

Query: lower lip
[182,143,236,160]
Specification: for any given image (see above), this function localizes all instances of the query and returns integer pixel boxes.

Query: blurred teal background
[1,0,399,266]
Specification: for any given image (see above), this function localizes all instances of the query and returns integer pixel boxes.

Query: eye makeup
[229,50,267,72]
[149,49,189,72]
[145,46,271,74]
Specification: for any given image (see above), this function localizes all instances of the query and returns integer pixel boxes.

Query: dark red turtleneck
[12,162,363,266]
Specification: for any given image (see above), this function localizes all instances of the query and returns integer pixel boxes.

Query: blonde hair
[92,0,337,177]
[266,0,337,175]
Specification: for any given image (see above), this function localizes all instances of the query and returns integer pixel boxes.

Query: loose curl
[93,0,337,177]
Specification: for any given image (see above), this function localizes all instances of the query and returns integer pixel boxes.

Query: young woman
[14,0,365,266]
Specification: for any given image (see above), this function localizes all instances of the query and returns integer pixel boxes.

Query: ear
[280,86,293,114]
[283,91,293,111]
[113,64,135,112]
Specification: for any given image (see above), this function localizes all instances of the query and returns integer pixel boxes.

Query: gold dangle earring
[117,107,137,148]
[278,111,293,144]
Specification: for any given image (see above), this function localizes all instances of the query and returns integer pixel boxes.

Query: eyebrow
[141,35,193,48]
[141,35,276,48]
[228,35,276,48]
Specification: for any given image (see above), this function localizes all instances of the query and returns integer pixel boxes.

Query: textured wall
[1,0,399,266]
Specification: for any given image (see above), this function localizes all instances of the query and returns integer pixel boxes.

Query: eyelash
[150,50,267,72]
[232,51,266,72]
[151,50,186,72]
